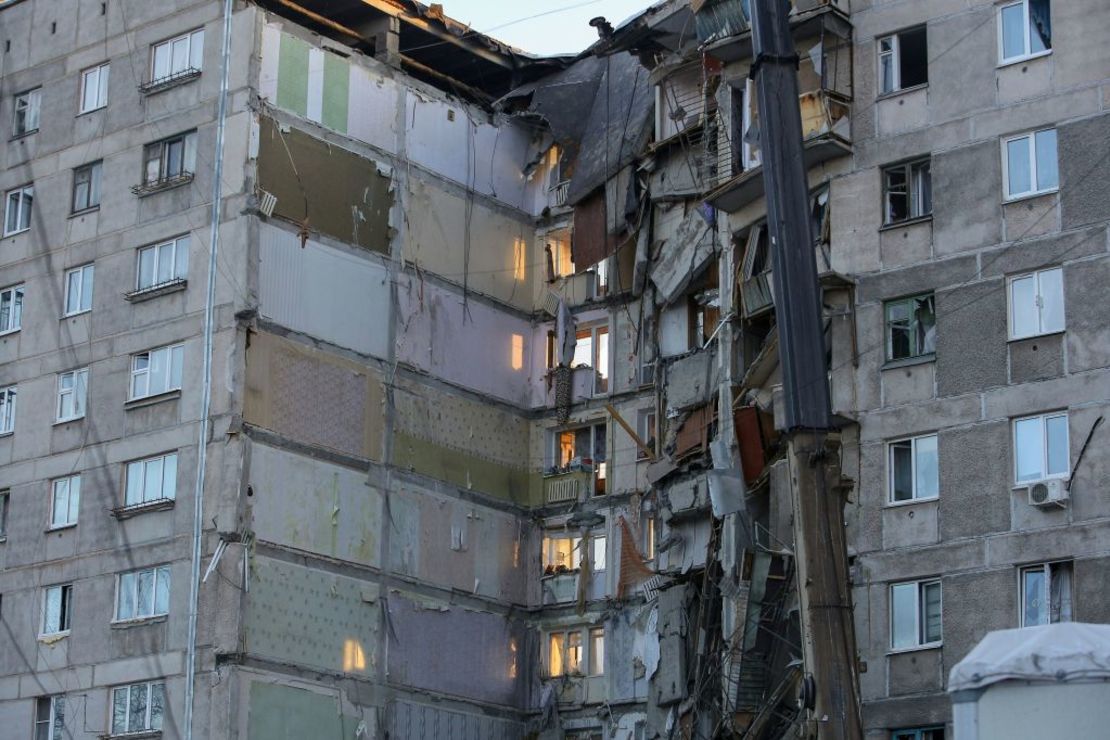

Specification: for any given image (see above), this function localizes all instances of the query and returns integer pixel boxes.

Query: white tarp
[948,622,1110,692]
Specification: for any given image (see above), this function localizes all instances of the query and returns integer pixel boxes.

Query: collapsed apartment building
[1,0,1109,739]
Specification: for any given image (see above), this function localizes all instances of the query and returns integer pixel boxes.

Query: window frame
[114,564,171,622]
[891,728,945,740]
[13,87,42,137]
[0,489,8,539]
[71,161,103,214]
[1001,128,1058,200]
[549,421,608,496]
[542,532,582,573]
[1019,560,1072,627]
[997,0,1052,65]
[1012,411,1069,485]
[889,579,942,651]
[63,264,94,317]
[41,583,73,637]
[877,26,928,96]
[0,385,16,435]
[0,283,25,334]
[547,627,602,678]
[1007,266,1064,340]
[4,184,34,236]
[110,681,166,735]
[49,474,81,530]
[136,235,190,291]
[79,62,110,114]
[123,451,179,508]
[56,367,89,423]
[883,292,936,362]
[887,433,939,504]
[128,343,185,401]
[588,627,605,676]
[34,694,65,740]
[636,408,657,461]
[142,131,197,187]
[881,157,932,225]
[149,28,205,85]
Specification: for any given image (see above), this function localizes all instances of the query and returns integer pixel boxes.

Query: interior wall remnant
[248,682,363,740]
[256,116,393,254]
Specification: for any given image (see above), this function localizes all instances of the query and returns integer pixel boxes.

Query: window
[49,475,81,529]
[42,584,72,636]
[1013,411,1069,484]
[116,565,170,621]
[72,162,102,213]
[79,63,110,113]
[889,434,938,503]
[892,729,944,740]
[1020,561,1072,626]
[56,368,88,423]
[588,628,605,676]
[4,184,33,236]
[741,224,773,316]
[591,534,607,571]
[884,293,935,361]
[129,343,184,400]
[124,452,178,507]
[0,284,25,333]
[572,324,609,395]
[636,408,657,460]
[547,232,574,280]
[548,629,585,677]
[137,235,189,290]
[0,386,16,434]
[643,516,656,561]
[999,0,1051,64]
[553,422,607,496]
[151,28,205,84]
[0,489,8,538]
[638,316,656,385]
[1008,267,1064,339]
[34,695,65,740]
[891,579,941,649]
[878,26,928,95]
[111,681,165,735]
[543,534,581,574]
[142,131,197,186]
[13,87,41,136]
[1003,128,1058,199]
[883,158,932,224]
[64,265,94,316]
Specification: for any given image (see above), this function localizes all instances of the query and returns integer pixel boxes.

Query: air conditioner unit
[1028,479,1069,508]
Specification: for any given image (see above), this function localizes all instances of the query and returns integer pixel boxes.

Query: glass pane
[1014,417,1043,482]
[155,566,170,614]
[891,583,917,649]
[150,684,165,730]
[165,139,183,177]
[68,476,80,521]
[97,65,109,106]
[137,569,155,616]
[52,480,68,524]
[67,271,81,313]
[153,43,170,81]
[589,630,604,675]
[913,295,936,354]
[1039,268,1064,333]
[913,161,932,216]
[922,581,942,643]
[145,146,161,183]
[1023,568,1047,625]
[596,328,609,392]
[1010,275,1037,337]
[592,536,606,569]
[52,697,65,740]
[567,631,582,673]
[80,266,94,311]
[144,457,164,502]
[1029,0,1051,53]
[163,454,177,499]
[1001,3,1025,59]
[170,345,184,389]
[884,168,908,222]
[149,347,167,395]
[189,30,205,70]
[1035,129,1058,191]
[184,132,197,171]
[880,52,894,94]
[891,441,913,501]
[129,682,148,731]
[572,333,592,368]
[171,37,189,74]
[887,301,911,359]
[125,462,143,506]
[112,688,129,734]
[1007,137,1031,195]
[915,436,939,499]
[549,633,564,676]
[1046,414,1068,476]
[0,291,9,330]
[157,242,174,284]
[88,163,101,208]
[139,247,156,289]
[175,237,189,278]
[44,587,61,632]
[82,70,97,109]
[117,573,135,620]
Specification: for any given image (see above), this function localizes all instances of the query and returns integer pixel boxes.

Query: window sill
[100,731,162,740]
[875,83,928,102]
[110,615,168,629]
[131,172,194,197]
[884,496,938,510]
[998,49,1052,69]
[125,389,181,410]
[2,228,30,238]
[882,353,935,371]
[0,327,21,338]
[0,431,13,439]
[125,279,187,303]
[45,523,77,533]
[879,214,933,232]
[139,68,201,95]
[54,415,86,426]
[9,129,38,141]
[111,498,176,520]
[62,309,91,319]
[1007,330,1065,344]
[887,642,942,656]
[1003,188,1058,205]
[77,104,107,117]
[39,631,70,643]
[69,206,100,219]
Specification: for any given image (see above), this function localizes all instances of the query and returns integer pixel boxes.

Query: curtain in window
[1029,0,1052,52]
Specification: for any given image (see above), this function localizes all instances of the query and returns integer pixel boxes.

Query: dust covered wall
[385,478,528,603]
[386,592,534,709]
[258,223,391,359]
[395,272,537,406]
[256,116,393,254]
[247,442,384,568]
[391,375,536,505]
[387,700,526,739]
[247,681,365,740]
[244,330,384,460]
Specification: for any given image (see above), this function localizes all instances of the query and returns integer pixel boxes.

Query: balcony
[549,179,570,208]
[131,171,194,197]
[696,0,850,64]
[138,67,201,95]
[543,470,593,504]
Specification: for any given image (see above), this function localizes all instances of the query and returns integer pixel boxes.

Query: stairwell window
[878,26,928,95]
[999,0,1051,64]
[1020,561,1072,627]
[884,293,935,361]
[72,161,102,213]
[0,284,25,333]
[13,87,41,136]
[1003,128,1058,200]
[4,184,33,236]
[115,565,170,621]
[124,452,178,507]
[891,579,941,650]
[79,63,110,113]
[56,368,88,422]
[137,235,189,290]
[151,29,204,85]
[142,131,196,188]
[49,475,81,529]
[882,158,931,224]
[34,695,65,740]
[1013,411,1069,484]
[0,386,16,435]
[64,265,94,316]
[110,681,165,736]
[1008,267,1064,339]
[888,434,938,503]
[41,584,72,637]
[129,344,184,400]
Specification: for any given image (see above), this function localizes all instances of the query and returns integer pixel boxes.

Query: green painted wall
[275,34,309,117]
[322,53,350,133]
[248,682,361,740]
[392,431,541,507]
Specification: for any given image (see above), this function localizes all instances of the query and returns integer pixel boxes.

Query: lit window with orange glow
[342,638,366,672]
[509,637,519,679]
[513,238,527,281]
[566,631,582,674]
[548,632,565,676]
[511,334,524,370]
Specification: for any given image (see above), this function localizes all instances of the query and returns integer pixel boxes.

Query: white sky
[433,0,654,56]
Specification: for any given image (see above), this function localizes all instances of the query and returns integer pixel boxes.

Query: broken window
[34,695,65,740]
[551,423,607,494]
[1013,411,1069,484]
[883,158,931,224]
[638,315,656,386]
[13,87,41,137]
[878,26,928,95]
[142,131,197,187]
[116,565,171,621]
[890,579,941,649]
[742,78,761,169]
[637,408,657,460]
[593,257,610,299]
[547,232,575,280]
[543,534,582,574]
[1009,267,1064,339]
[884,293,935,361]
[42,584,73,636]
[572,325,609,395]
[889,434,938,503]
[1020,561,1072,626]
[0,489,8,539]
[588,628,605,675]
[741,225,774,317]
[49,475,81,529]
[111,681,165,735]
[892,728,944,740]
[999,0,1051,64]
[4,184,33,236]
[1003,128,1058,199]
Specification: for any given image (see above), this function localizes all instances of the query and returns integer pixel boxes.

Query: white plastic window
[49,475,81,528]
[1013,412,1069,484]
[1008,267,1064,339]
[129,344,184,400]
[64,265,94,316]
[79,63,110,113]
[124,453,178,507]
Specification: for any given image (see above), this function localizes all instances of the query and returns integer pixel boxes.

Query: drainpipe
[184,0,234,737]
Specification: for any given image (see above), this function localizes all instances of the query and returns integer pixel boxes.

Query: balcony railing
[131,171,194,196]
[543,470,592,504]
[549,180,570,208]
[138,67,201,95]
